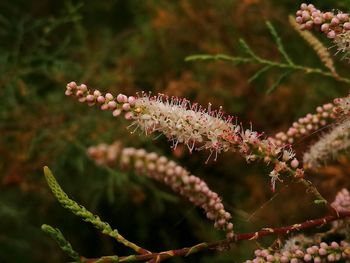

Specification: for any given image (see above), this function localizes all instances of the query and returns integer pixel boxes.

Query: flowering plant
[41,3,350,262]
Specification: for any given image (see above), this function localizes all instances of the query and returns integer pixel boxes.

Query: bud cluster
[245,240,350,262]
[65,82,136,119]
[87,142,234,240]
[271,103,335,147]
[296,3,350,58]
[331,188,350,213]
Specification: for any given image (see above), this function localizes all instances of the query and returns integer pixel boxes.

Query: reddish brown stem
[80,211,350,263]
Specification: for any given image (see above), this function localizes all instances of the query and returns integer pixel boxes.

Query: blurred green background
[1,0,350,262]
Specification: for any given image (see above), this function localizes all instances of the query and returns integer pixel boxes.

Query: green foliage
[43,166,144,254]
[186,22,350,93]
[41,224,82,262]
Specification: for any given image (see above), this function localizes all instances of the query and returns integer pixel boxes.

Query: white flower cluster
[133,94,241,158]
[67,83,302,191]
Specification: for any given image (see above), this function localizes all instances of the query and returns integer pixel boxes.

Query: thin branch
[185,53,350,85]
[80,211,350,263]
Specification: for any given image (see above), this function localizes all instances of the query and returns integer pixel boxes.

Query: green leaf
[41,224,82,262]
[266,70,292,94]
[248,65,271,83]
[266,21,294,65]
[185,53,252,64]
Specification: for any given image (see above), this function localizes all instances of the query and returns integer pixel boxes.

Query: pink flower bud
[105,93,113,101]
[344,22,350,30]
[112,109,121,117]
[323,12,333,20]
[337,13,349,22]
[67,81,77,89]
[291,158,299,168]
[79,84,87,92]
[313,17,323,25]
[101,104,109,110]
[327,30,336,39]
[302,11,311,21]
[122,103,131,111]
[108,101,117,110]
[304,254,312,261]
[331,17,340,26]
[93,90,101,97]
[321,23,330,32]
[86,94,95,103]
[128,96,136,106]
[296,16,303,24]
[65,90,72,96]
[300,3,308,10]
[124,112,134,120]
[97,96,105,103]
[117,94,128,103]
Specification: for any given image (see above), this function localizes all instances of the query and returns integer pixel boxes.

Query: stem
[80,211,350,263]
[254,57,350,84]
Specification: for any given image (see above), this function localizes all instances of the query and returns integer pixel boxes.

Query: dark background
[1,1,350,262]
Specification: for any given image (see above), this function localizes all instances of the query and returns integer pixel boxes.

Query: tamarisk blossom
[270,92,350,148]
[303,118,350,169]
[66,82,303,191]
[87,142,234,240]
[289,15,338,77]
[245,239,350,262]
[246,190,350,262]
[296,3,350,59]
[331,188,350,213]
[331,188,350,232]
[270,103,335,147]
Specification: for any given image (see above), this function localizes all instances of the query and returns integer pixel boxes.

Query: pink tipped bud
[65,90,72,96]
[93,90,101,97]
[105,93,113,101]
[337,13,349,22]
[313,17,323,25]
[124,112,134,120]
[113,109,121,117]
[108,101,117,110]
[291,158,299,168]
[300,3,308,10]
[122,103,131,111]
[331,241,339,248]
[321,23,330,32]
[305,21,314,29]
[86,94,95,103]
[79,84,87,92]
[344,22,350,30]
[323,12,333,20]
[128,96,136,106]
[97,96,105,103]
[331,17,340,26]
[302,11,311,21]
[327,30,336,39]
[101,104,109,110]
[296,16,303,24]
[304,254,312,261]
[117,94,128,103]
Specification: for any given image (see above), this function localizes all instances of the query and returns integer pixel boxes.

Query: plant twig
[79,211,350,262]
[43,166,151,255]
